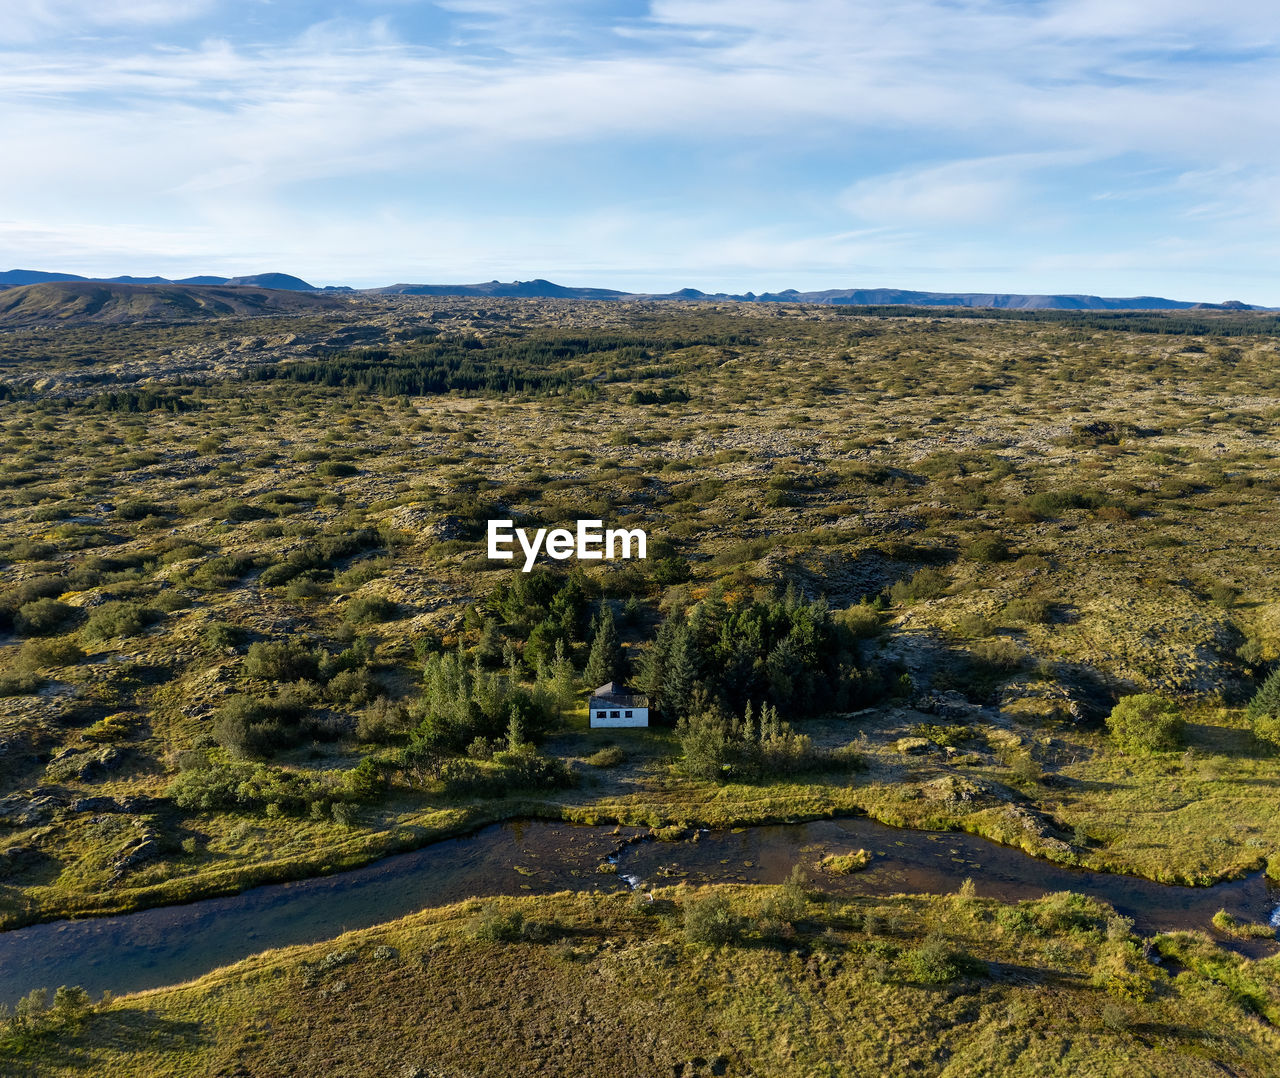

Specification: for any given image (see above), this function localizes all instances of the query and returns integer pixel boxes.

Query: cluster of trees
[86,388,194,412]
[841,306,1280,338]
[0,985,92,1049]
[1248,668,1280,748]
[250,327,754,398]
[394,644,577,798]
[677,701,850,782]
[168,755,382,821]
[407,644,570,751]
[213,638,383,758]
[258,527,383,587]
[478,568,593,671]
[637,589,889,722]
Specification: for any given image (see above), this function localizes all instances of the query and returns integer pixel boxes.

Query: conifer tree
[663,623,698,720]
[551,637,577,717]
[584,604,625,687]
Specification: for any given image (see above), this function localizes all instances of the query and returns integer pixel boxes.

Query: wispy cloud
[0,0,215,43]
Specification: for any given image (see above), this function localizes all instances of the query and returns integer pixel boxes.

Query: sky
[2,0,1279,302]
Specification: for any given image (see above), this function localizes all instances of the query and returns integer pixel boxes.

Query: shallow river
[1,815,1276,1002]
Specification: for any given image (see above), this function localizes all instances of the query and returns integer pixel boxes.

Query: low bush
[0,670,42,697]
[586,745,625,768]
[887,567,948,605]
[344,594,399,624]
[677,705,839,783]
[212,688,325,758]
[1106,694,1184,753]
[82,713,138,743]
[243,639,322,682]
[1002,596,1051,624]
[963,533,1009,563]
[169,760,341,815]
[15,637,85,669]
[15,598,80,636]
[906,935,963,984]
[82,601,160,642]
[202,622,246,653]
[683,892,742,946]
[1212,910,1275,939]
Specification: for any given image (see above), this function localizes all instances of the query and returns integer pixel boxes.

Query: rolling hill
[0,281,354,327]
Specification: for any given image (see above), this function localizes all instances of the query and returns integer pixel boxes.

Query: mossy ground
[2,300,1280,1069]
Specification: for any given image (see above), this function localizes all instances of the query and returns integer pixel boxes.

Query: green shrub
[203,622,247,653]
[430,748,574,798]
[682,892,741,946]
[953,612,994,638]
[15,598,80,636]
[243,639,322,682]
[8,540,56,562]
[114,500,164,521]
[586,745,625,768]
[1212,910,1275,939]
[834,602,881,639]
[468,902,561,943]
[212,689,323,758]
[340,757,386,802]
[15,637,84,669]
[357,698,409,741]
[472,904,526,942]
[0,670,42,696]
[1002,596,1051,624]
[963,533,1009,563]
[327,667,379,707]
[887,567,948,605]
[82,601,160,642]
[82,712,137,742]
[970,637,1027,673]
[1106,694,1184,753]
[187,554,256,589]
[344,594,399,624]
[169,760,336,815]
[906,935,962,984]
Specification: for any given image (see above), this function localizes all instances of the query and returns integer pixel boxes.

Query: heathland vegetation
[2,294,1280,1072]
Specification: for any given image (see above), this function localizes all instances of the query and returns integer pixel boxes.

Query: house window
[595,711,605,718]
[625,710,633,717]
[610,711,620,718]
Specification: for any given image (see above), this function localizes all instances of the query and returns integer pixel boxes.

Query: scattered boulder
[0,845,40,871]
[109,823,164,884]
[996,804,1073,856]
[0,792,64,827]
[920,775,1015,808]
[45,745,123,783]
[69,796,120,814]
[916,690,984,720]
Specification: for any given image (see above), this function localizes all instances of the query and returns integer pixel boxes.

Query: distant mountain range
[0,269,1268,311]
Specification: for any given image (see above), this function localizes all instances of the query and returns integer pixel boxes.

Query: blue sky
[2,0,1278,302]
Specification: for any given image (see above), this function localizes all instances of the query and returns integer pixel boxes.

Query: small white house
[588,682,650,728]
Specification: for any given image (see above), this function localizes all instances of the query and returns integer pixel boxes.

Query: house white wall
[589,704,649,728]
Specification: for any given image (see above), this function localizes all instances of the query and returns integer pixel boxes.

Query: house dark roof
[588,682,649,706]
